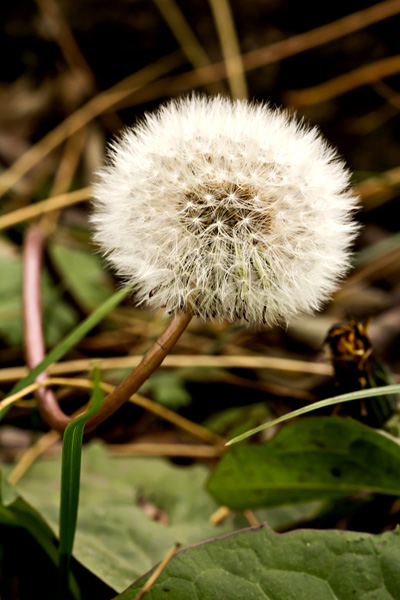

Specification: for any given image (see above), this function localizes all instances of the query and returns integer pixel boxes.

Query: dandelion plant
[92,95,359,326]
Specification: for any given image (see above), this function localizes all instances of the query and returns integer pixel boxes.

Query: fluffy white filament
[92,95,359,326]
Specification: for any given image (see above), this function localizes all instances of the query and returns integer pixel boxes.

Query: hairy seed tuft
[92,95,359,326]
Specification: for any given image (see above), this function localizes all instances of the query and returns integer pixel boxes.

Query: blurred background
[2,0,400,597]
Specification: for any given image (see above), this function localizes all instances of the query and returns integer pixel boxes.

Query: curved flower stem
[23,226,72,431]
[22,233,193,434]
[85,310,193,431]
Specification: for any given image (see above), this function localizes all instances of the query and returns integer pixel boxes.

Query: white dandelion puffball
[92,95,359,326]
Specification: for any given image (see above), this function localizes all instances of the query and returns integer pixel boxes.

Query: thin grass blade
[58,367,104,600]
[226,384,400,445]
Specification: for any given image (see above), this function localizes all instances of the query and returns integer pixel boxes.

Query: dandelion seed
[92,95,359,326]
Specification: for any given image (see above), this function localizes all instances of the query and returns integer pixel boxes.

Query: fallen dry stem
[339,244,400,291]
[0,53,182,198]
[209,505,231,525]
[7,429,61,486]
[108,443,223,458]
[286,54,400,106]
[40,127,88,233]
[5,375,222,485]
[208,0,248,99]
[35,0,95,84]
[132,543,181,600]
[113,0,400,109]
[356,165,400,210]
[1,375,222,445]
[372,79,400,110]
[0,355,335,384]
[152,0,224,94]
[0,186,92,231]
[1,1,397,198]
[243,510,260,527]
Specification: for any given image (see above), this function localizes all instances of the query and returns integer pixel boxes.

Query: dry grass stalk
[0,53,182,198]
[0,376,224,446]
[286,54,400,106]
[208,0,248,98]
[0,186,92,231]
[0,355,334,384]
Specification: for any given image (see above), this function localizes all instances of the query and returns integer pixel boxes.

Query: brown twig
[34,0,122,132]
[372,79,400,111]
[0,376,224,445]
[0,355,335,384]
[0,53,182,199]
[40,127,89,234]
[7,430,61,486]
[152,0,225,94]
[208,0,248,99]
[35,0,95,87]
[350,79,400,135]
[112,0,400,110]
[0,186,92,231]
[356,165,400,210]
[243,510,260,527]
[131,543,180,600]
[285,54,400,106]
[337,244,400,291]
[242,0,400,73]
[108,443,223,458]
[2,2,399,199]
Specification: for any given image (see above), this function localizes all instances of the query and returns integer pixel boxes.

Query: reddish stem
[22,226,193,434]
[23,226,72,431]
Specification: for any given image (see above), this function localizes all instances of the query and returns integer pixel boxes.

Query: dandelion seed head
[92,95,359,326]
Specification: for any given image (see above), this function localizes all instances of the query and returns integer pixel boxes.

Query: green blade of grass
[226,384,400,446]
[58,367,104,600]
[0,284,134,422]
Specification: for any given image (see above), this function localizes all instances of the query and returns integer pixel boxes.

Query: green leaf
[141,372,191,409]
[208,417,400,510]
[58,368,104,599]
[118,525,400,600]
[227,384,400,445]
[2,443,321,592]
[48,241,114,311]
[0,283,134,422]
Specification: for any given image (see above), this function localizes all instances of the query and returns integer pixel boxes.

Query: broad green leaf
[120,524,400,600]
[227,384,400,445]
[58,368,104,599]
[208,417,400,510]
[48,241,113,310]
[2,443,321,592]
